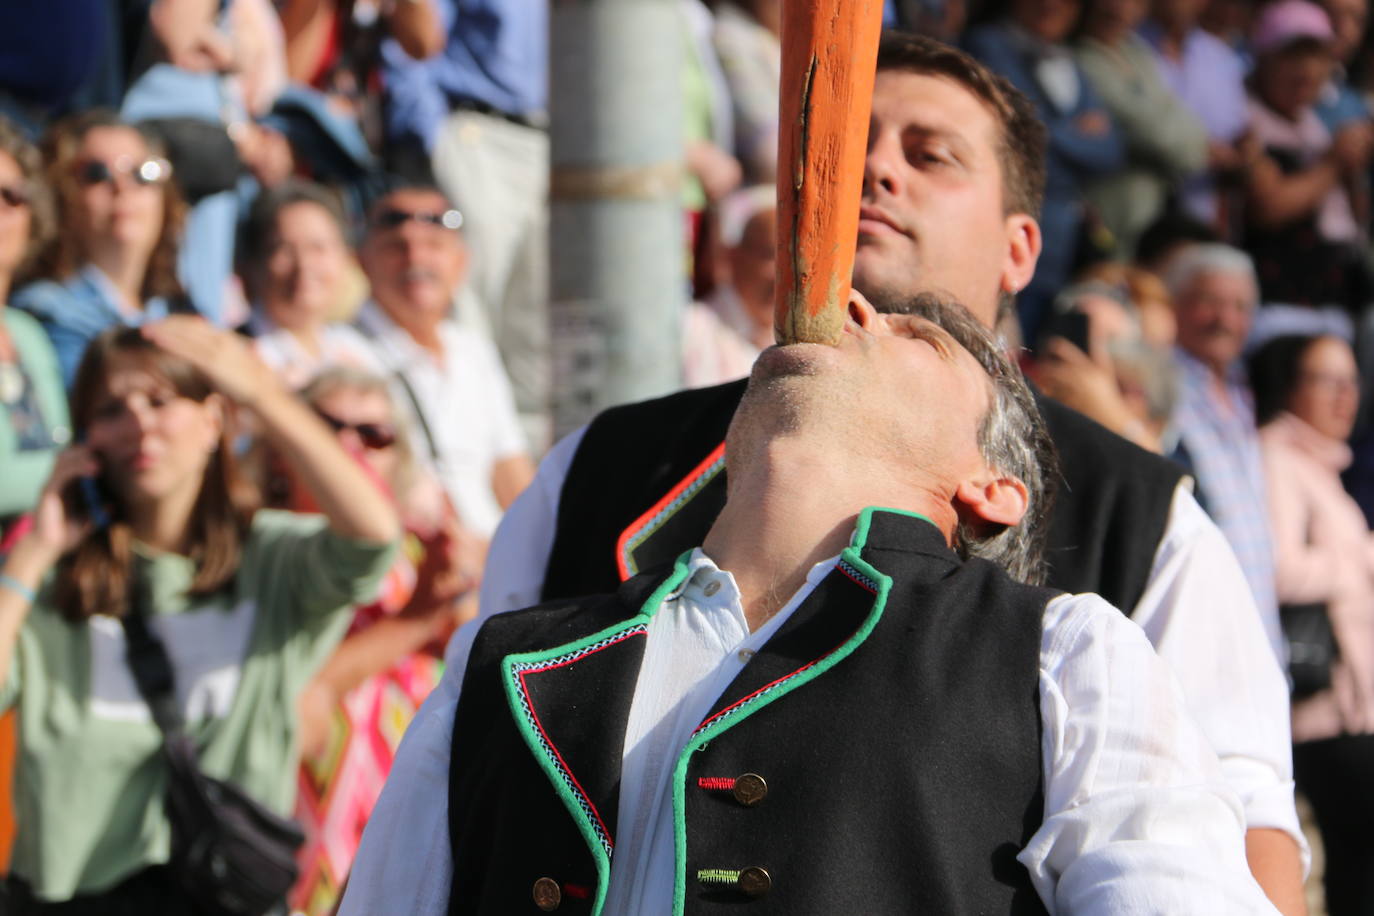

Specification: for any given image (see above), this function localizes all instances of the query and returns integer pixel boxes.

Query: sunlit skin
[1173,268,1257,376]
[261,201,351,340]
[742,297,1011,522]
[853,71,1039,328]
[82,356,223,518]
[358,189,469,346]
[0,151,30,303]
[1289,336,1360,441]
[712,293,1027,630]
[73,127,165,270]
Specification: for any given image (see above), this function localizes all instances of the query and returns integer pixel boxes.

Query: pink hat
[1251,0,1335,55]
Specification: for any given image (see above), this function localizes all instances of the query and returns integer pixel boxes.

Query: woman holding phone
[0,317,398,911]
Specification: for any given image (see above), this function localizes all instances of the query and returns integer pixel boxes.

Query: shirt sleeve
[475,425,587,618]
[339,619,479,916]
[1021,592,1281,914]
[247,510,398,622]
[1129,484,1304,858]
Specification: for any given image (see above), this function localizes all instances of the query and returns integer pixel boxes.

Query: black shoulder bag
[120,586,304,916]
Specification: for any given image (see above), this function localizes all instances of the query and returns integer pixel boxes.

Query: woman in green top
[0,117,69,535]
[0,317,399,912]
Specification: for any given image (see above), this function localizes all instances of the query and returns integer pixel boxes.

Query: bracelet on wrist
[0,573,36,604]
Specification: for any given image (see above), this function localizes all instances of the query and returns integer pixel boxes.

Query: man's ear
[954,474,1029,529]
[1000,214,1041,297]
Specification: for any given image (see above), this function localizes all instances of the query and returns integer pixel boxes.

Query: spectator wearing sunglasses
[0,117,68,539]
[354,185,533,541]
[288,366,479,915]
[241,180,380,390]
[11,110,198,388]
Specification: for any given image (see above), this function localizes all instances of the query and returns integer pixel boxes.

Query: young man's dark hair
[876,32,1048,220]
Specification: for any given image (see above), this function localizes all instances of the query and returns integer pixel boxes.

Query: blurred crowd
[4,0,1374,912]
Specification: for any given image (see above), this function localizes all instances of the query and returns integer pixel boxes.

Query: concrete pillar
[548,0,685,436]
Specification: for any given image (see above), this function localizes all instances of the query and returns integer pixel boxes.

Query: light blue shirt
[1171,349,1278,622]
[12,265,176,387]
[382,0,548,149]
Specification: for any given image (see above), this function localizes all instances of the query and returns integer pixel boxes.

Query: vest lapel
[501,554,695,914]
[617,443,728,580]
[663,510,948,914]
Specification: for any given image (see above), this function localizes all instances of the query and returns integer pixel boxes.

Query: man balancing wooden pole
[340,13,1287,915]
[773,0,884,346]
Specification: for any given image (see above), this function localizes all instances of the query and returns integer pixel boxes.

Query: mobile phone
[1040,310,1091,355]
[78,477,112,530]
[63,439,112,530]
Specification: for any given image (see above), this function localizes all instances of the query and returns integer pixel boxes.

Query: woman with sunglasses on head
[0,117,68,539]
[0,316,399,912]
[286,367,478,915]
[11,110,197,388]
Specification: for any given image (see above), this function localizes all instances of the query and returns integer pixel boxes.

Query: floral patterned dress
[290,555,444,915]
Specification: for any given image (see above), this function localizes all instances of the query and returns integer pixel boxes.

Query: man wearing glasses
[354,185,534,541]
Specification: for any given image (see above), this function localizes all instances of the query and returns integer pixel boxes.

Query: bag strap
[119,578,188,738]
[389,367,444,467]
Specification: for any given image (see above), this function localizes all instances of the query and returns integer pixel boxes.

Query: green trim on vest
[500,549,697,916]
[668,507,900,915]
[849,506,935,548]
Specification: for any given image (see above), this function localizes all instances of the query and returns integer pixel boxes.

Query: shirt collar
[356,300,441,365]
[74,263,171,322]
[664,547,842,630]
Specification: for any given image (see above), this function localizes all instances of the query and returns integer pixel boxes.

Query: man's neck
[376,299,444,357]
[87,247,148,313]
[702,437,955,632]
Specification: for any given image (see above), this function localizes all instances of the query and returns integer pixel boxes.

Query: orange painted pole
[774,0,886,345]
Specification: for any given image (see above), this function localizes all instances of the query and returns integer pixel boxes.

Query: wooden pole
[774,0,886,345]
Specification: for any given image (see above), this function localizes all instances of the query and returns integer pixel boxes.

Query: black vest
[451,510,1054,915]
[543,380,1183,612]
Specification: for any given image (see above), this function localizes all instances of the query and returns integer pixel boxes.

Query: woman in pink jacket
[1250,332,1374,914]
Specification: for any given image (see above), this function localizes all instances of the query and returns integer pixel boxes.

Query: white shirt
[248,314,382,390]
[476,427,1305,858]
[354,302,528,537]
[342,548,1278,914]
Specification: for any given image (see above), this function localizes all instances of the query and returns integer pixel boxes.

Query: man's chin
[852,254,919,312]
[751,342,837,381]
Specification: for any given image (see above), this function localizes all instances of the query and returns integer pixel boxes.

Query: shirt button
[738,865,772,897]
[732,772,768,807]
[703,580,721,597]
[532,877,561,911]
[737,648,755,663]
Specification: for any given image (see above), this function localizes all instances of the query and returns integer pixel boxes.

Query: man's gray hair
[1163,243,1257,302]
[887,294,1059,584]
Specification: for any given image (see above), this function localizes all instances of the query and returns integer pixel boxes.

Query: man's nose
[862,131,902,199]
[847,292,881,331]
